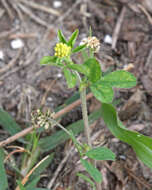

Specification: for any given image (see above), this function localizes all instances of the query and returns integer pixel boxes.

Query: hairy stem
[75,72,91,147]
[80,87,91,147]
[80,88,101,190]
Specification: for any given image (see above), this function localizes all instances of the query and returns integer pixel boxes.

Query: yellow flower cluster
[54,43,71,58]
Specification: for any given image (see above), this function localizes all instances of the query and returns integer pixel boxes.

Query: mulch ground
[0,0,152,189]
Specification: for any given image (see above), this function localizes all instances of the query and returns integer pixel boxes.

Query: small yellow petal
[54,42,71,58]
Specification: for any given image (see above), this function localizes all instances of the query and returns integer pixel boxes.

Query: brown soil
[0,0,152,189]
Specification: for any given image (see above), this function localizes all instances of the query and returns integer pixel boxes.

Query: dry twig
[40,79,57,106]
[124,165,152,189]
[17,0,60,16]
[47,150,73,189]
[18,3,49,27]
[9,32,37,39]
[145,49,152,70]
[10,0,25,22]
[88,0,105,20]
[0,8,5,19]
[112,6,127,50]
[0,48,23,75]
[138,4,152,25]
[0,67,20,81]
[0,93,93,147]
[4,146,27,162]
[56,0,81,23]
[1,0,14,19]
[0,28,18,40]
[15,155,50,190]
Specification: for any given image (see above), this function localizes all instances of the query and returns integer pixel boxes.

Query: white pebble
[104,34,112,44]
[47,97,53,102]
[53,1,62,8]
[11,39,24,49]
[0,50,4,60]
[57,72,62,78]
[119,155,126,160]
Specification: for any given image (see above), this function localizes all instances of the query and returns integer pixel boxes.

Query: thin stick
[124,165,152,189]
[112,6,126,50]
[0,28,18,40]
[145,49,152,69]
[1,0,14,19]
[40,79,57,106]
[0,67,19,81]
[0,9,5,19]
[138,4,152,25]
[11,0,25,22]
[56,0,81,23]
[0,93,93,147]
[9,33,37,39]
[17,0,60,16]
[18,3,49,27]
[16,155,50,190]
[47,149,73,189]
[0,48,23,74]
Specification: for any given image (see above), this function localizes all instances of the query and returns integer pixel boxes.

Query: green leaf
[57,29,67,44]
[25,176,40,190]
[0,108,21,135]
[0,108,26,144]
[77,173,96,190]
[0,148,8,190]
[40,56,57,66]
[39,109,101,152]
[86,147,115,161]
[80,159,102,183]
[83,58,101,83]
[67,64,89,76]
[100,70,136,88]
[63,68,77,88]
[82,49,89,62]
[17,180,26,190]
[67,29,79,47]
[101,103,152,169]
[72,44,86,53]
[90,83,114,103]
[29,153,54,182]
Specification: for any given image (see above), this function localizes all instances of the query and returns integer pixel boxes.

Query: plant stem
[80,88,102,190]
[75,72,91,147]
[80,87,91,147]
[75,72,101,189]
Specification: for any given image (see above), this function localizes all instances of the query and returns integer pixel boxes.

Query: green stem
[76,72,101,190]
[80,87,91,147]
[80,87,102,190]
[49,118,83,154]
[75,72,91,147]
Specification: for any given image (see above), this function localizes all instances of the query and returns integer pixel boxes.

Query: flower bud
[54,43,71,58]
[81,36,100,53]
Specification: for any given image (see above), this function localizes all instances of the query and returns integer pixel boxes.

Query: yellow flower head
[54,43,71,58]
